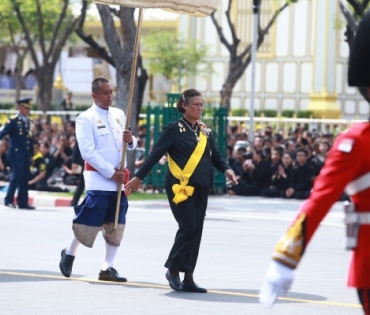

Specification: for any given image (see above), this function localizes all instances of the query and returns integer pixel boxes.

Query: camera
[243,152,253,160]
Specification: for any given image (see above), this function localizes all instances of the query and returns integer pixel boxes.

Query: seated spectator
[262,151,293,198]
[284,140,296,160]
[305,145,323,183]
[262,137,273,149]
[37,141,68,192]
[0,140,10,181]
[62,156,79,185]
[230,147,246,179]
[253,135,263,149]
[29,141,46,190]
[285,148,313,199]
[53,133,72,168]
[270,146,284,174]
[263,146,271,164]
[228,148,271,196]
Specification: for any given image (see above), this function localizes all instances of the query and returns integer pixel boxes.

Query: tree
[339,0,370,102]
[75,4,148,126]
[0,2,32,100]
[143,30,210,92]
[210,0,297,110]
[9,0,85,111]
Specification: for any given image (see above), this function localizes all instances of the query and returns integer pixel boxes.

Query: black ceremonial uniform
[136,117,231,272]
[0,114,33,207]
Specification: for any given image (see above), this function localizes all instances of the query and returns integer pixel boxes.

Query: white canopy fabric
[92,0,220,17]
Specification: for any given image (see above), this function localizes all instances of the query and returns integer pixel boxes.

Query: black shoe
[5,203,16,209]
[98,267,127,282]
[18,205,35,210]
[165,270,183,291]
[59,248,75,278]
[182,281,207,293]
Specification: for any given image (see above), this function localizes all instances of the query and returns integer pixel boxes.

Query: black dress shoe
[59,248,75,278]
[18,205,36,210]
[182,282,207,293]
[99,267,127,282]
[165,270,183,291]
[5,203,16,209]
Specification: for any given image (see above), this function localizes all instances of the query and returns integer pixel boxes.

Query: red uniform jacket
[273,122,370,288]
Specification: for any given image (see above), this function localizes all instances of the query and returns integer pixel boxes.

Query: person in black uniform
[0,98,34,209]
[70,140,85,206]
[125,89,237,293]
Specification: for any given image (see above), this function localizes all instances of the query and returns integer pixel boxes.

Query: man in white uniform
[59,78,137,282]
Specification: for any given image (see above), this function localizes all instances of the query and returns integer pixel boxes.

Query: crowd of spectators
[0,118,79,192]
[0,112,346,202]
[225,124,348,201]
[0,65,37,90]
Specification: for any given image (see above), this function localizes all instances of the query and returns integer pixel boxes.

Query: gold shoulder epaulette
[10,114,18,119]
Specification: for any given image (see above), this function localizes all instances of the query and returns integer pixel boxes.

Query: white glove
[259,260,295,308]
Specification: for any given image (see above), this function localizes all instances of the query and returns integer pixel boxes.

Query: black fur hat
[348,10,370,87]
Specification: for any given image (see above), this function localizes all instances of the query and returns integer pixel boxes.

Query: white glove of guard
[259,260,295,308]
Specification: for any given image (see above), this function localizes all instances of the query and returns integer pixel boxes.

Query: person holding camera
[228,148,271,196]
[261,151,293,198]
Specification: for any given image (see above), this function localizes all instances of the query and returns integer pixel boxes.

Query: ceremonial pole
[114,8,144,229]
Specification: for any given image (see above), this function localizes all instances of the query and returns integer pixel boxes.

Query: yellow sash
[168,132,207,204]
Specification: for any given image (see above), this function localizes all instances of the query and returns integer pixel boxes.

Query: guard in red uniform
[259,10,370,314]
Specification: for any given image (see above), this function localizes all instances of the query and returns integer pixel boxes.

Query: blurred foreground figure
[259,11,370,314]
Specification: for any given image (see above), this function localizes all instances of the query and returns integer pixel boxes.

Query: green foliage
[230,109,248,116]
[0,0,76,46]
[255,109,277,117]
[281,110,295,117]
[143,30,211,92]
[297,110,313,118]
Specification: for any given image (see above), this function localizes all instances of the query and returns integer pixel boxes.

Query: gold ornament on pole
[91,0,220,229]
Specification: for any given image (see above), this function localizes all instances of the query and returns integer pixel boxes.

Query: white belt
[345,172,370,195]
[345,212,370,224]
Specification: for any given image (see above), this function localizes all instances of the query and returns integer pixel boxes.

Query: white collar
[93,103,109,116]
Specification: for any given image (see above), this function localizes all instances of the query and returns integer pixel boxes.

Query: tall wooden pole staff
[114,8,144,229]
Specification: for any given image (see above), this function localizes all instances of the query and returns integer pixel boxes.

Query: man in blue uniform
[0,98,35,210]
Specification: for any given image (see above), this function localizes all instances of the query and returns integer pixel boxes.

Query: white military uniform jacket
[76,103,137,191]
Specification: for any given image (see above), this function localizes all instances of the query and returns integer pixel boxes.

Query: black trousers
[164,185,208,272]
[358,289,370,315]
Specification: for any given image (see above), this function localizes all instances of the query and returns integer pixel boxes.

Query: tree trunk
[36,65,55,112]
[221,58,249,111]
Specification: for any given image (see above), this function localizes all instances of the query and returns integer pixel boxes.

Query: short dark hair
[176,89,202,113]
[272,145,284,157]
[40,142,49,149]
[92,77,109,93]
[296,148,308,156]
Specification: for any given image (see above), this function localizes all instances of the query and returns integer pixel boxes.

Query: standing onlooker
[60,91,74,121]
[59,78,137,282]
[70,141,85,206]
[0,98,34,209]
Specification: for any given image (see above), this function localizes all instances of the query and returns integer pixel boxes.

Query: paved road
[0,196,362,314]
